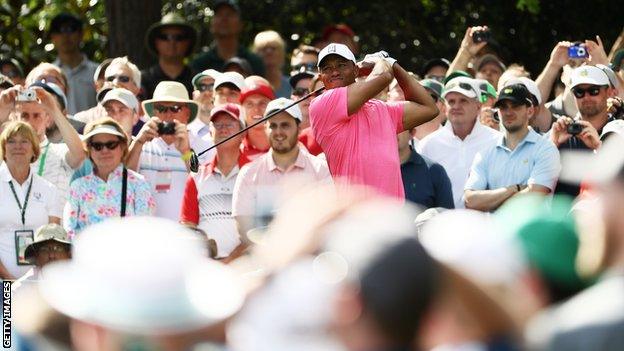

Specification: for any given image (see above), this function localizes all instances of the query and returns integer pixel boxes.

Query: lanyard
[8,176,34,226]
[37,143,50,176]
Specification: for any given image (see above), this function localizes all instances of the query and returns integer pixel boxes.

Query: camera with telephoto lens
[472,29,491,43]
[16,88,37,102]
[157,121,176,135]
[567,121,584,136]
[568,44,588,59]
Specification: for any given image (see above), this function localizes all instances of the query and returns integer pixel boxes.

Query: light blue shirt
[464,128,561,192]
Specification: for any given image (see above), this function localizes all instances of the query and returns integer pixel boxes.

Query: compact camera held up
[567,121,584,136]
[157,121,176,135]
[16,88,37,102]
[568,43,589,59]
[472,29,491,44]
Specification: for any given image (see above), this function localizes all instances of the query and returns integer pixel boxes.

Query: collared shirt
[63,165,155,239]
[240,135,270,161]
[138,133,215,220]
[31,137,74,213]
[180,153,251,258]
[232,144,332,217]
[465,128,561,193]
[0,163,61,278]
[417,120,500,208]
[53,55,98,115]
[191,44,265,77]
[309,87,405,200]
[401,148,454,209]
[140,64,195,100]
[188,118,212,141]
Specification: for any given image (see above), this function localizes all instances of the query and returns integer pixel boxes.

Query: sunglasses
[198,83,214,92]
[572,86,604,98]
[89,140,121,151]
[106,75,131,83]
[292,63,317,72]
[153,104,185,113]
[156,33,189,42]
[292,87,309,97]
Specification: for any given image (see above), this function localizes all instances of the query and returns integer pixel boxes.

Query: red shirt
[298,127,323,156]
[240,135,269,161]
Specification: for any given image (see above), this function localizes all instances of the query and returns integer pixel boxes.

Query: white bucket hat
[142,81,199,122]
[39,217,245,334]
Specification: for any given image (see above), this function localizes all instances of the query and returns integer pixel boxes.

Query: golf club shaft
[196,86,325,157]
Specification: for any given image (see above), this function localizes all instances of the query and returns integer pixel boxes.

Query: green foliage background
[0,0,621,78]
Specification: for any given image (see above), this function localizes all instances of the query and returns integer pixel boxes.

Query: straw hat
[142,81,199,122]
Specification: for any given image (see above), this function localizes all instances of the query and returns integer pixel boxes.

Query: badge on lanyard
[15,230,34,265]
[155,171,173,193]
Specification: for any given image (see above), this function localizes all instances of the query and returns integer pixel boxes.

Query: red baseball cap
[322,24,355,41]
[239,83,275,104]
[209,103,245,127]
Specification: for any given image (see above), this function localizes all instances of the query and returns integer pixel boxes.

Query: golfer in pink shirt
[309,43,439,200]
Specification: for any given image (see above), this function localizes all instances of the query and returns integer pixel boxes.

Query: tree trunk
[105,0,162,70]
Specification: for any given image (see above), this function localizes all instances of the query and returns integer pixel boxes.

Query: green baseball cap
[495,194,591,293]
[420,79,444,99]
[443,70,472,85]
[476,78,497,103]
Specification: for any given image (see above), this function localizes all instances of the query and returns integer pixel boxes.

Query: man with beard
[464,84,561,211]
[550,65,614,196]
[232,97,331,244]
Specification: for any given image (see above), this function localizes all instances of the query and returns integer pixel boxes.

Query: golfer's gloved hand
[363,51,397,67]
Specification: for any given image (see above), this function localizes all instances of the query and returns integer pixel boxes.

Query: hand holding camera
[460,26,489,56]
[157,121,176,135]
[16,88,37,102]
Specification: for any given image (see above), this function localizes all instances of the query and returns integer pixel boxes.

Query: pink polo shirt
[309,86,405,199]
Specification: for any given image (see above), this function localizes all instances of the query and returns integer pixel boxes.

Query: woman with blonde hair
[64,117,155,238]
[0,121,62,279]
[253,30,291,98]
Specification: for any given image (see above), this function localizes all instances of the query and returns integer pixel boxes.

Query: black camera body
[157,121,176,135]
[567,122,584,136]
[472,30,491,43]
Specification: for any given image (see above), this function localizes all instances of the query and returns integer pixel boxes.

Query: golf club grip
[195,86,325,158]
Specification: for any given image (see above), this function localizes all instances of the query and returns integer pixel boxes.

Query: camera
[157,121,176,135]
[568,44,588,59]
[492,109,500,122]
[567,122,584,136]
[472,29,491,44]
[16,88,37,102]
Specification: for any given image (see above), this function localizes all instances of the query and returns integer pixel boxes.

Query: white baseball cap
[505,77,542,105]
[101,88,139,112]
[570,65,610,88]
[81,124,127,141]
[214,71,246,91]
[265,97,303,122]
[318,43,356,68]
[442,76,481,100]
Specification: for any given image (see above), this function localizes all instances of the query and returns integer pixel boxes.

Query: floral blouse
[64,165,156,239]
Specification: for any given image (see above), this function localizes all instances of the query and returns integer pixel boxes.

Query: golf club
[189,86,326,172]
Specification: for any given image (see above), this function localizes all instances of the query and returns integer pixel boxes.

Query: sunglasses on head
[89,140,120,151]
[572,86,605,98]
[198,83,214,92]
[153,104,185,113]
[106,75,131,83]
[292,87,309,97]
[156,33,189,42]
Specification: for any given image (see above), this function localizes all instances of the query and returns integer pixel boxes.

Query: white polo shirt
[138,133,215,220]
[417,120,500,208]
[32,138,74,213]
[0,163,61,278]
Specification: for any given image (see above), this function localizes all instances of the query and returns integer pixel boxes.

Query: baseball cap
[223,57,252,77]
[476,54,506,73]
[420,79,444,99]
[289,65,316,89]
[265,98,302,122]
[101,88,139,112]
[505,77,542,105]
[30,80,67,110]
[239,82,275,104]
[214,71,246,91]
[318,43,356,68]
[494,84,533,108]
[442,77,480,100]
[476,78,498,103]
[443,70,472,85]
[82,124,127,141]
[191,69,221,89]
[209,103,245,128]
[422,58,450,77]
[570,65,610,88]
[321,24,355,41]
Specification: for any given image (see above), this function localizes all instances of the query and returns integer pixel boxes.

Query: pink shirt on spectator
[309,86,405,199]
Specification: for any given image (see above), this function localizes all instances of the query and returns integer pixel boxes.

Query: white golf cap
[505,77,542,105]
[442,76,481,100]
[570,65,610,88]
[265,97,303,122]
[81,124,127,141]
[214,71,246,91]
[101,88,139,112]
[318,43,356,68]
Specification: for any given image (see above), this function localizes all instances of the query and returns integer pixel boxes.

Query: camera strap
[120,167,128,217]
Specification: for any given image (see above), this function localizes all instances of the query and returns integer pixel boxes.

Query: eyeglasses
[38,244,68,254]
[212,122,239,130]
[198,83,214,92]
[292,87,309,97]
[156,33,190,42]
[89,140,121,151]
[572,86,605,98]
[292,63,317,72]
[106,75,131,83]
[153,104,185,114]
